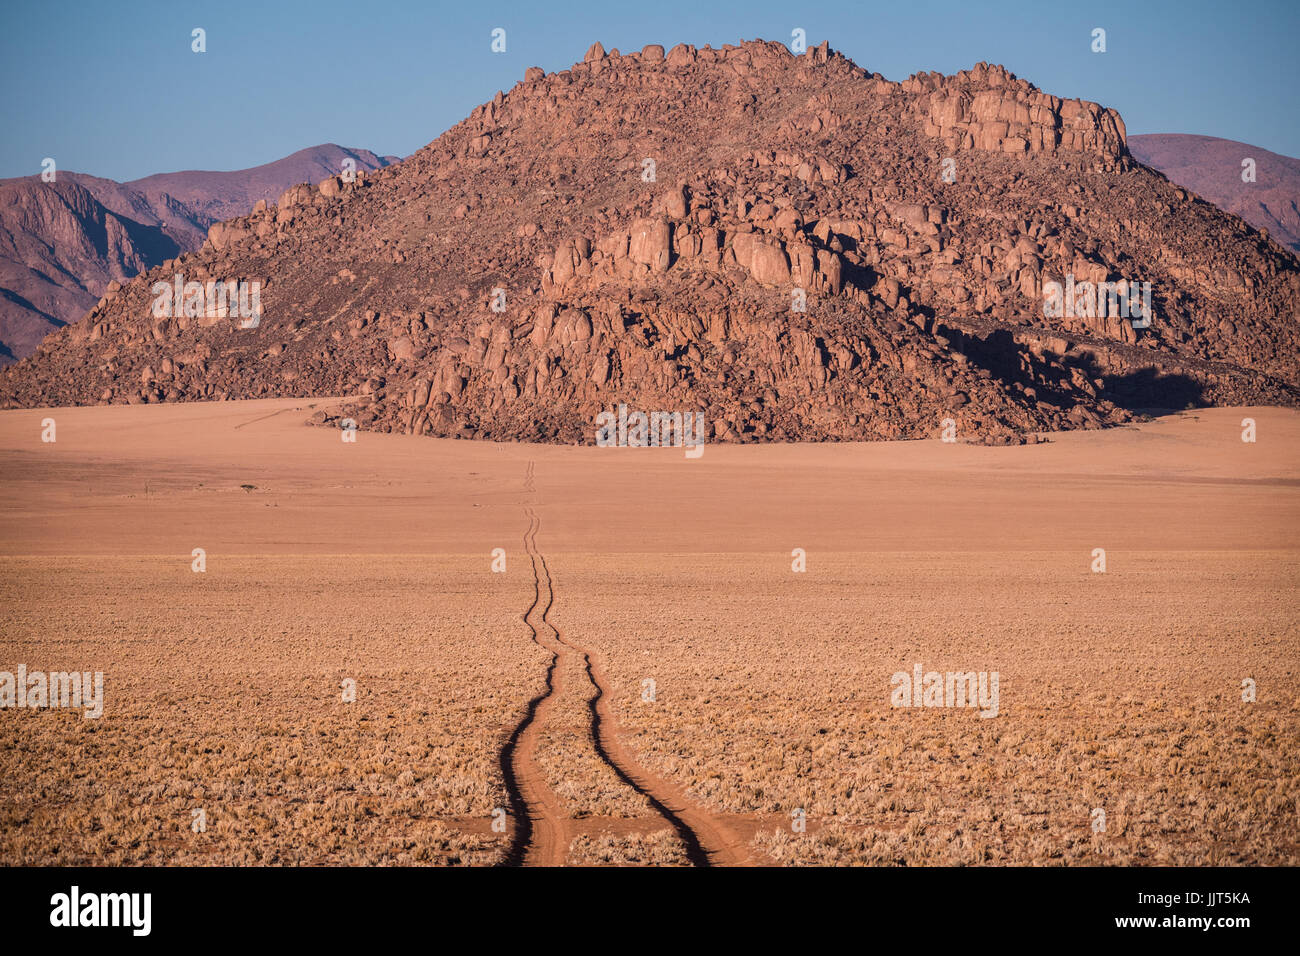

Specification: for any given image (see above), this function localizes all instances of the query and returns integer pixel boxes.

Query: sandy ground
[0,399,1296,865]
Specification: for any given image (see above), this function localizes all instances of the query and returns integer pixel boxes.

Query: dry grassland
[0,399,1295,865]
[548,550,1298,865]
[0,554,533,865]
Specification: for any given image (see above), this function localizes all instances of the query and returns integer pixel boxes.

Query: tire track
[513,470,749,866]
[233,403,313,430]
[571,629,752,867]
[496,509,568,866]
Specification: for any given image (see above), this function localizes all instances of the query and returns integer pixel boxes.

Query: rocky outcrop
[911,63,1128,161]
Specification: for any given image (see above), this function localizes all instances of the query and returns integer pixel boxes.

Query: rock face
[0,145,398,363]
[2,40,1298,445]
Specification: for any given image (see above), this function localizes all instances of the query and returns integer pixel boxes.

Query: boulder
[629,218,672,272]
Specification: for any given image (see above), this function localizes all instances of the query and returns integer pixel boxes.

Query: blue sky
[1,0,1296,181]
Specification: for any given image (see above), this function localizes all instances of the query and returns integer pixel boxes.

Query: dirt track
[498,507,568,866]
[506,495,751,866]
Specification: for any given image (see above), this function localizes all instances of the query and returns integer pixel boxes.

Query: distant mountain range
[0,145,399,362]
[1129,134,1300,252]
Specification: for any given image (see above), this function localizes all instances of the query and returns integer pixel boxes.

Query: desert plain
[0,399,1296,865]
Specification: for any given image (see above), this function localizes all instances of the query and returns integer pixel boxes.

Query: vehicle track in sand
[496,508,568,866]
[498,459,750,866]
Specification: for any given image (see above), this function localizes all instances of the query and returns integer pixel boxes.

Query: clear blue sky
[2,0,1296,181]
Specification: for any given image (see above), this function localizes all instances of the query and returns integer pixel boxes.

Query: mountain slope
[123,144,401,227]
[0,178,182,360]
[0,146,398,362]
[3,41,1297,444]
[1129,134,1300,253]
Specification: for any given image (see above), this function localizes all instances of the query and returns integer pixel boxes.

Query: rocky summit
[4,39,1298,444]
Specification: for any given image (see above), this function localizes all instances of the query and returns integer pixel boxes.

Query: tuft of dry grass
[567,829,689,866]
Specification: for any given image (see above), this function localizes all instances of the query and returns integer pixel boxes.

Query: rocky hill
[3,40,1297,444]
